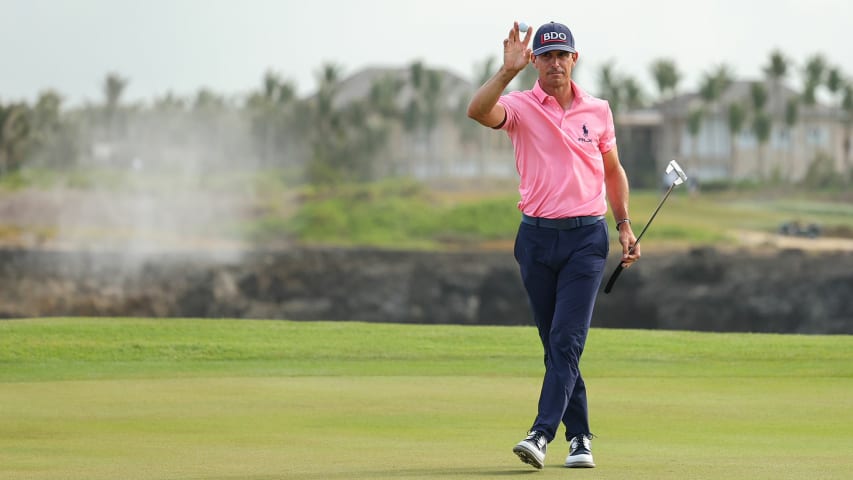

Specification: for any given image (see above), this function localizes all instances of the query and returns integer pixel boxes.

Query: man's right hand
[466,22,532,127]
[502,22,533,74]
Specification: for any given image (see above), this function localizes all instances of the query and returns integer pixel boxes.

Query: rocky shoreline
[1,246,850,334]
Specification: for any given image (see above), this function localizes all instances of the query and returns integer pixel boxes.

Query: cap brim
[533,45,576,56]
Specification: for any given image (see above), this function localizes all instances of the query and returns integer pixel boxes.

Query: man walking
[467,21,640,469]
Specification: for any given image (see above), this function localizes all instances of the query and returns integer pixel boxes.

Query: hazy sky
[3,0,852,106]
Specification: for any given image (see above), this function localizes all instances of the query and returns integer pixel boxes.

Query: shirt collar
[532,80,587,105]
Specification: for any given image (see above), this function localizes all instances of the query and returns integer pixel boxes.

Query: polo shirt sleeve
[599,101,617,154]
[496,92,523,131]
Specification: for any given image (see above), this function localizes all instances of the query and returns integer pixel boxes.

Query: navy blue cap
[532,22,576,56]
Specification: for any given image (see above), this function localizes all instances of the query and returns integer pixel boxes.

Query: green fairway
[1,318,851,479]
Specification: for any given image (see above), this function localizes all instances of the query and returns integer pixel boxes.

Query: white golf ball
[518,22,528,32]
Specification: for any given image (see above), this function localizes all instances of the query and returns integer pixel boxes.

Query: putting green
[1,318,851,479]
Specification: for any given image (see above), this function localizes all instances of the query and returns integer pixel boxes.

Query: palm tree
[422,69,444,142]
[368,74,403,120]
[825,67,844,104]
[367,73,404,175]
[726,103,746,178]
[404,61,444,175]
[841,85,853,181]
[0,102,31,176]
[765,50,788,81]
[764,50,793,173]
[597,66,647,163]
[103,72,128,138]
[246,70,299,166]
[104,73,128,111]
[649,58,681,100]
[622,77,645,111]
[698,65,734,173]
[650,58,682,169]
[609,73,646,177]
[31,90,63,141]
[687,108,703,172]
[597,64,644,157]
[305,63,345,184]
[462,57,496,159]
[753,113,772,180]
[461,56,512,175]
[338,97,392,182]
[750,82,768,111]
[750,82,771,179]
[824,66,848,181]
[784,98,799,181]
[315,64,341,120]
[699,65,734,104]
[597,63,623,113]
[403,62,425,159]
[764,51,797,182]
[764,50,788,114]
[801,54,826,106]
[29,90,77,169]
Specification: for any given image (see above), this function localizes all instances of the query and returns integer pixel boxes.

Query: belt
[521,214,605,230]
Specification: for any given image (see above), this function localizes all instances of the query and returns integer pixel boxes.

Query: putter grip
[603,263,624,294]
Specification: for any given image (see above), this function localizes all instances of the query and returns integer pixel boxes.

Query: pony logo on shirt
[578,123,593,143]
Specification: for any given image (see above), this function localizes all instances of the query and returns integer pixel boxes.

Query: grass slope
[3,177,852,250]
[1,318,851,479]
[274,181,853,249]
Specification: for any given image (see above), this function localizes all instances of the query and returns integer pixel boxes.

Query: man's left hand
[619,224,640,268]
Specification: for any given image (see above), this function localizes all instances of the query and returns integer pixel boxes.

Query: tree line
[1,50,851,185]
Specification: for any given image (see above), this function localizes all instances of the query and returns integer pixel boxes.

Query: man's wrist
[616,218,631,231]
[499,64,525,78]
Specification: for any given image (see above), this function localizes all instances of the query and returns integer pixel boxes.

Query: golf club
[603,160,688,294]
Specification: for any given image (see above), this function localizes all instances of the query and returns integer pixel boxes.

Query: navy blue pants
[513,219,609,442]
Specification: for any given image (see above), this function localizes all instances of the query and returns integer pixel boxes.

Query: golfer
[467,21,640,469]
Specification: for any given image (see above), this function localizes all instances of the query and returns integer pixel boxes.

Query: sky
[2,0,852,106]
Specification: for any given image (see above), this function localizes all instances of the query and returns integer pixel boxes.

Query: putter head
[666,160,688,186]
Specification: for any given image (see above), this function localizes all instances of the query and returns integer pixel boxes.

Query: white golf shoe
[564,434,595,468]
[513,430,547,469]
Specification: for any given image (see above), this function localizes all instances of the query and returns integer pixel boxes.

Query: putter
[603,160,688,294]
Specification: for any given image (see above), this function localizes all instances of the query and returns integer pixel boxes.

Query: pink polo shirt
[498,80,616,218]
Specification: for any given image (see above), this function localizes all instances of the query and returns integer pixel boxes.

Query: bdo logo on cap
[541,32,568,43]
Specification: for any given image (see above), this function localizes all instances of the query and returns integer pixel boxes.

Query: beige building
[618,80,850,186]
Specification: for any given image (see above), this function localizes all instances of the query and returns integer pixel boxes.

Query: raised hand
[503,22,533,74]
